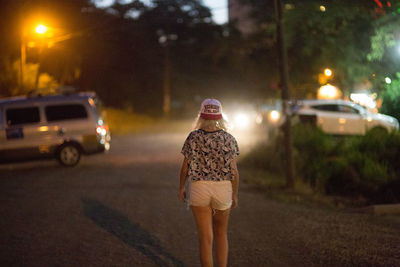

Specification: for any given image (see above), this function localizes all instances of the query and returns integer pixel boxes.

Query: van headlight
[96,126,108,136]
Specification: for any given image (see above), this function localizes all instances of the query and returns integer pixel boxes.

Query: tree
[380,73,400,121]
[240,0,386,98]
[0,58,19,97]
[75,0,227,115]
[367,11,400,92]
[0,0,289,115]
[366,5,400,119]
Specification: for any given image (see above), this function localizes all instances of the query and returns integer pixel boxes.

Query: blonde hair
[192,114,230,131]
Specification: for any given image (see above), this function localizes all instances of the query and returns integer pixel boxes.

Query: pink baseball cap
[200,98,223,120]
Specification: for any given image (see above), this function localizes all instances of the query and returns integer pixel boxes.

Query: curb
[360,204,400,215]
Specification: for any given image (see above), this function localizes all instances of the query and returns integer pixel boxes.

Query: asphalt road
[0,130,399,267]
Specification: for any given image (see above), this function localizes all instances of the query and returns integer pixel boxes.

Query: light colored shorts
[189,180,232,210]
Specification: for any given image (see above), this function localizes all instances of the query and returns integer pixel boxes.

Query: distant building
[228,0,255,35]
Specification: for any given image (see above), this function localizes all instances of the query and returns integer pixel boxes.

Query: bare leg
[192,206,214,267]
[213,209,230,267]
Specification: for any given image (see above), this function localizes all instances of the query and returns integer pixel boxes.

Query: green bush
[321,129,399,203]
[292,124,335,188]
[325,149,393,200]
[325,157,361,197]
[348,129,400,178]
[242,123,400,204]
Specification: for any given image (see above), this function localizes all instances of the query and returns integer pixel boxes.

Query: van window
[6,107,40,125]
[45,104,88,122]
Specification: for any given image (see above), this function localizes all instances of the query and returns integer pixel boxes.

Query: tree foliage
[379,73,400,121]
[241,0,400,98]
[0,0,283,115]
[365,6,400,117]
[286,1,378,94]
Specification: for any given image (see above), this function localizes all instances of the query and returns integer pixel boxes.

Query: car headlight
[268,110,281,123]
[234,113,250,128]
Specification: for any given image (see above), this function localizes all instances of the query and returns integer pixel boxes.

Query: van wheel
[57,144,81,167]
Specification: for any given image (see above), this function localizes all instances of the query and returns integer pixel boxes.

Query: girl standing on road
[179,98,239,267]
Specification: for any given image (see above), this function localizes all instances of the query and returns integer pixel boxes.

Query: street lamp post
[19,23,79,90]
[163,42,171,118]
[34,25,47,89]
[20,24,48,88]
[159,32,177,118]
[20,30,26,87]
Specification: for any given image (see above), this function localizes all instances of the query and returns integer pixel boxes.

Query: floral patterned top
[181,129,239,181]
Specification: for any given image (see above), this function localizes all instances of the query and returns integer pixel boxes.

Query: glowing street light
[20,24,49,86]
[317,84,342,99]
[385,77,392,84]
[318,68,333,85]
[35,24,48,34]
[324,68,332,77]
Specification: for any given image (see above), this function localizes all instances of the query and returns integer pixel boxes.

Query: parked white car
[0,92,110,166]
[293,99,399,135]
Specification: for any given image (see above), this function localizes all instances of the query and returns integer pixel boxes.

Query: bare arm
[179,157,189,202]
[231,158,239,208]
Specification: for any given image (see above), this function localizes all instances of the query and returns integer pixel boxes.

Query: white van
[0,92,110,166]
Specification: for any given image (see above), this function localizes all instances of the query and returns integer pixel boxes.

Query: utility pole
[163,42,171,118]
[20,32,26,88]
[274,0,294,188]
